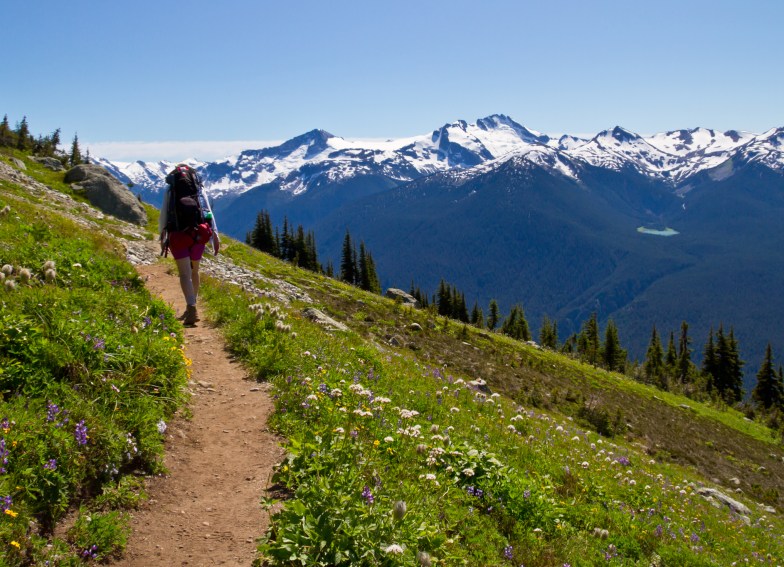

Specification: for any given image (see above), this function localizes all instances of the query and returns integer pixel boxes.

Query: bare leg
[191,260,200,301]
[175,256,197,306]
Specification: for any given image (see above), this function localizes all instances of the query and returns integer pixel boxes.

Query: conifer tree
[358,242,381,293]
[0,114,11,146]
[665,331,677,370]
[752,343,784,410]
[677,321,693,383]
[702,329,718,392]
[602,319,626,372]
[340,230,356,284]
[644,325,665,388]
[470,302,484,329]
[69,132,82,166]
[539,315,557,349]
[16,116,31,151]
[487,300,500,331]
[437,280,451,317]
[501,304,531,341]
[577,313,601,366]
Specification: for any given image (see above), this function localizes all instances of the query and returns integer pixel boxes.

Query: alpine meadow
[2,113,784,567]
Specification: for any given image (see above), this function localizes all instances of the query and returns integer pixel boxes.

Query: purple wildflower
[1,495,11,511]
[46,402,60,422]
[0,439,7,473]
[44,459,57,470]
[616,456,631,466]
[142,316,152,328]
[503,545,513,560]
[81,544,98,559]
[523,489,531,499]
[92,338,105,350]
[318,383,328,394]
[361,485,374,505]
[74,420,88,445]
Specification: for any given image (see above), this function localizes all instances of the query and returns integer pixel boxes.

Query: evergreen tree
[325,260,334,278]
[602,319,626,372]
[437,280,452,317]
[725,328,745,403]
[501,304,531,341]
[676,321,693,383]
[340,230,356,284]
[16,116,31,151]
[752,343,784,410]
[0,114,11,146]
[643,325,665,388]
[358,242,381,293]
[69,132,82,166]
[539,315,557,349]
[665,331,677,370]
[470,302,484,329]
[702,329,718,392]
[487,300,500,331]
[577,312,601,366]
[50,127,61,153]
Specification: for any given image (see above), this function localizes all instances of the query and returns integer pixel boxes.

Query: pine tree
[539,315,557,349]
[487,300,500,331]
[577,313,601,366]
[470,302,484,329]
[602,319,626,372]
[752,343,784,410]
[16,116,31,151]
[340,230,356,284]
[437,280,451,317]
[358,242,381,293]
[69,132,82,166]
[643,325,665,388]
[702,328,718,392]
[676,321,693,383]
[0,114,11,146]
[665,331,677,370]
[501,304,531,341]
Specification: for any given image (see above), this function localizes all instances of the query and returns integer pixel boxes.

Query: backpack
[165,165,205,232]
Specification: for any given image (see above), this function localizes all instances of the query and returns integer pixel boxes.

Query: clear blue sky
[3,0,783,161]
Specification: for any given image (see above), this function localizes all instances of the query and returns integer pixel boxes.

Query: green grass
[0,169,190,564]
[198,248,784,565]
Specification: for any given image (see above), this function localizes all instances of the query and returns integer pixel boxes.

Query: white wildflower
[384,544,404,555]
[462,468,475,477]
[449,407,460,413]
[383,436,394,443]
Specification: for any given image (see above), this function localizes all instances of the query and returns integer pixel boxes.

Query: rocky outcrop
[32,156,65,171]
[385,288,419,308]
[65,164,147,225]
[302,307,349,332]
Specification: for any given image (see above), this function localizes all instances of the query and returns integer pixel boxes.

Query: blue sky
[3,0,783,161]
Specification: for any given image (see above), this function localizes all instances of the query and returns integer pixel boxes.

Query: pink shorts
[168,230,206,261]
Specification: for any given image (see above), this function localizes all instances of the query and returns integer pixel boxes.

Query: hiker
[159,163,220,325]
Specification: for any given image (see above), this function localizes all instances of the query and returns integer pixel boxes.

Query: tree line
[1,113,85,166]
[246,210,380,294]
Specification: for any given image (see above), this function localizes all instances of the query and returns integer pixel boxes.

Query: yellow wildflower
[5,509,18,518]
[10,541,20,548]
[373,439,380,448]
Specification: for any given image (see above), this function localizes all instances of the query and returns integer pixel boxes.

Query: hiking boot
[182,305,199,326]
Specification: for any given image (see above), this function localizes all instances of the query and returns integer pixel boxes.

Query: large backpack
[165,164,205,232]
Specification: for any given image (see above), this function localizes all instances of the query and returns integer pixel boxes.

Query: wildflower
[44,459,57,470]
[74,420,88,445]
[0,265,12,276]
[0,205,10,216]
[503,545,513,560]
[43,260,56,270]
[450,407,460,413]
[19,268,31,283]
[9,541,20,549]
[4,280,15,291]
[46,402,60,422]
[384,544,404,555]
[5,508,17,517]
[462,468,475,477]
[362,485,374,505]
[383,436,394,443]
[157,420,167,434]
[334,427,345,434]
[1,496,11,511]
[417,551,432,567]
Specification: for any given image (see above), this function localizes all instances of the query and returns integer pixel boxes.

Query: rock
[696,487,752,517]
[410,323,423,332]
[389,335,404,347]
[302,307,349,332]
[31,156,65,171]
[385,288,419,308]
[10,157,25,170]
[65,164,147,225]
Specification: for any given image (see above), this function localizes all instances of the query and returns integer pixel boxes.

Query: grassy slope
[0,152,190,564]
[202,240,784,565]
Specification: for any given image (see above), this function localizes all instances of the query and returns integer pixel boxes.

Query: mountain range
[98,115,784,386]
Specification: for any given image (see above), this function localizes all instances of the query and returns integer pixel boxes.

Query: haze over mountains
[98,115,784,384]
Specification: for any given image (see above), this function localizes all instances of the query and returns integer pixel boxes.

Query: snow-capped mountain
[97,114,782,208]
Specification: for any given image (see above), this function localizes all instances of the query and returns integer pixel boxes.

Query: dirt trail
[116,263,284,567]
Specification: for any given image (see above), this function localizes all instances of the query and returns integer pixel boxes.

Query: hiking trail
[115,260,285,567]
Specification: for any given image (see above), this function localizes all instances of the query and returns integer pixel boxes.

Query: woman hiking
[159,163,220,325]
